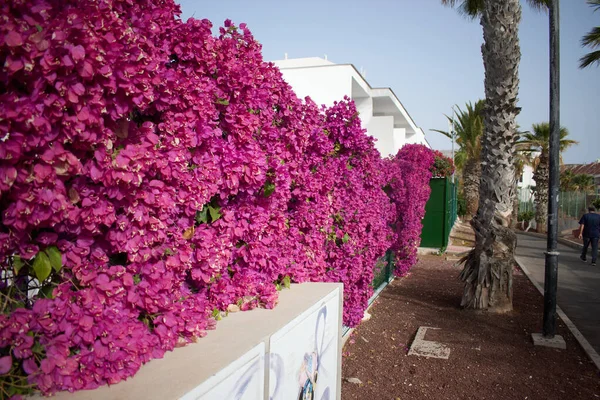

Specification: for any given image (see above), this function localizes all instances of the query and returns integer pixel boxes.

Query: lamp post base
[532,333,566,350]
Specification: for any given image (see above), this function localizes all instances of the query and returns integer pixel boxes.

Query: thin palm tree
[571,174,596,193]
[511,137,533,227]
[432,101,484,219]
[560,170,595,192]
[580,0,600,68]
[441,0,548,311]
[518,122,577,233]
[560,169,575,191]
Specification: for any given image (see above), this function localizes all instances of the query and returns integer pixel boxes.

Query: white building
[272,57,430,157]
[518,164,536,203]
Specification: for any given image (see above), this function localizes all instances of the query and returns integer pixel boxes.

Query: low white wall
[31,283,343,400]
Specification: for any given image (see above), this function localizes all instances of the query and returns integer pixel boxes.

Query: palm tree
[441,0,548,311]
[432,101,484,219]
[560,169,575,191]
[511,138,533,227]
[518,123,577,233]
[561,170,595,193]
[580,0,600,68]
[571,174,596,193]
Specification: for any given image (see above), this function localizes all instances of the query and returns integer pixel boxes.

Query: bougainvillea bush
[430,150,455,178]
[384,145,435,276]
[0,0,433,397]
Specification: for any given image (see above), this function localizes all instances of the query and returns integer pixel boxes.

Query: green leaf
[39,285,54,299]
[133,274,141,284]
[276,283,282,291]
[208,205,222,222]
[195,207,209,224]
[35,24,42,32]
[283,275,291,289]
[32,342,44,355]
[342,233,350,244]
[13,255,25,275]
[32,252,52,282]
[216,98,229,106]
[164,248,174,256]
[264,182,275,197]
[212,308,222,320]
[45,246,62,273]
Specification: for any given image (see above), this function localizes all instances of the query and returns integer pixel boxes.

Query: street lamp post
[450,107,456,185]
[532,0,566,349]
[543,0,561,339]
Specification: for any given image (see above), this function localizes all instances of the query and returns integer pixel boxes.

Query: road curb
[514,256,600,371]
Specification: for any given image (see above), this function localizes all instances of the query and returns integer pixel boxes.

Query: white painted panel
[181,343,265,400]
[268,288,341,400]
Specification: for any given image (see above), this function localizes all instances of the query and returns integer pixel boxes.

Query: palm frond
[525,0,550,12]
[441,0,483,19]
[581,27,600,48]
[430,128,453,139]
[580,1,600,68]
[515,122,577,154]
[580,50,600,68]
[588,0,600,12]
[432,99,484,177]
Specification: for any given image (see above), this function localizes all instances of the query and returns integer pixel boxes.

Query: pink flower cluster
[384,145,435,276]
[430,150,455,178]
[0,0,434,396]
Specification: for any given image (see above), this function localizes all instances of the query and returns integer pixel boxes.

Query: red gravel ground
[341,255,600,400]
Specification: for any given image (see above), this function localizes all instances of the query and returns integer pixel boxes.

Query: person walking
[578,206,600,266]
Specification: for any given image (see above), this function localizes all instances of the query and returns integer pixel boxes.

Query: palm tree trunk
[533,152,549,234]
[459,0,521,312]
[463,158,481,220]
[511,175,521,228]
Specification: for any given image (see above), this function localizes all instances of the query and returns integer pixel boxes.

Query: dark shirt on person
[579,212,600,238]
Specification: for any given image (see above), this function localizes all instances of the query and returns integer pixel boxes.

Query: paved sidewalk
[515,233,600,354]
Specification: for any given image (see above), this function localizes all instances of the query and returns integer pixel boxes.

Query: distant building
[272,57,431,157]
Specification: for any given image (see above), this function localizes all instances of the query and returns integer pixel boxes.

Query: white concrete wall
[367,116,395,157]
[519,164,536,190]
[354,96,373,126]
[404,128,428,146]
[274,57,431,155]
[393,128,406,154]
[273,57,334,69]
[35,283,344,400]
[275,65,352,107]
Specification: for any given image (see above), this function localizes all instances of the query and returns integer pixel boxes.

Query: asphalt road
[515,233,600,354]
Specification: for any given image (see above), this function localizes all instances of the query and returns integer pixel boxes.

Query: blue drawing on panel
[226,357,262,400]
[269,304,335,400]
[296,306,331,400]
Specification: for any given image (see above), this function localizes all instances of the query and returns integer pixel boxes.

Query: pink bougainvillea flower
[0,0,434,395]
[0,355,12,374]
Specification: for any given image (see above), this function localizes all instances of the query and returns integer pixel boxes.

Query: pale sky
[178,0,600,164]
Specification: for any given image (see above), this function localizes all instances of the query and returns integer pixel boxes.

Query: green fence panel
[371,250,394,290]
[420,178,456,248]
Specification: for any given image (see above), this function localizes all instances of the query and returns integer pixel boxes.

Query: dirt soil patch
[341,255,600,400]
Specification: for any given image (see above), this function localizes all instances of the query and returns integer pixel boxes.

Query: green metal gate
[371,250,394,291]
[420,178,457,249]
